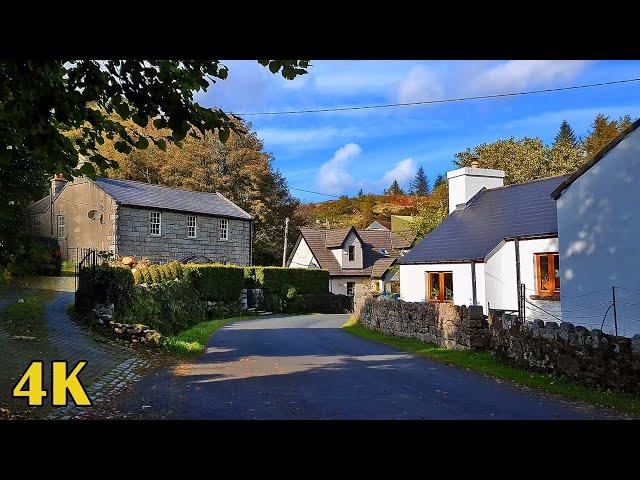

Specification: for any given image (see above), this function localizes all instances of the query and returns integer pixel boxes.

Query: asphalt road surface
[113,314,617,419]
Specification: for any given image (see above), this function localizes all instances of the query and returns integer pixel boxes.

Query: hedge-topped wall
[244,266,329,295]
[183,264,246,302]
[83,263,335,333]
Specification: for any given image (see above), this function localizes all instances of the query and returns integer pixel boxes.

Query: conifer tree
[410,166,430,195]
[385,179,405,195]
[553,120,577,148]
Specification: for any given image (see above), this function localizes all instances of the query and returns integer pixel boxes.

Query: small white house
[287,225,414,297]
[551,118,640,336]
[399,164,568,322]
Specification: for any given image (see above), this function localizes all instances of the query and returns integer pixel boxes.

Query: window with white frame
[219,218,228,241]
[57,214,66,238]
[187,215,197,238]
[150,211,161,236]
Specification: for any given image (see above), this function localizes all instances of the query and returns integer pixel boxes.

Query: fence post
[612,285,618,336]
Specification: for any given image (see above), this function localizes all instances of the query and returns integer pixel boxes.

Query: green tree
[454,137,550,185]
[359,195,375,227]
[0,59,309,267]
[409,182,449,239]
[553,120,578,148]
[385,179,405,195]
[583,114,633,159]
[410,166,430,195]
[433,173,446,189]
[100,119,300,266]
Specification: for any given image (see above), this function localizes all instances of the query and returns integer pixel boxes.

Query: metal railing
[74,249,97,312]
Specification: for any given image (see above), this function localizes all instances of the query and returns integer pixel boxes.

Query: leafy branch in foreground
[0,59,309,266]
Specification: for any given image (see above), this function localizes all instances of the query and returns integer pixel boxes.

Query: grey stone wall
[357,296,640,394]
[490,313,640,394]
[357,298,489,350]
[115,206,251,265]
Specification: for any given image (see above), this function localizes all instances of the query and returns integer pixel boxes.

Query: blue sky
[195,60,640,202]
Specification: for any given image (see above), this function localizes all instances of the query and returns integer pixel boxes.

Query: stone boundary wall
[490,313,640,394]
[356,298,640,394]
[91,304,162,345]
[357,297,489,350]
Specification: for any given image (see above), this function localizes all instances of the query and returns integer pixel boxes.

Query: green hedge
[119,280,206,335]
[244,267,329,295]
[285,293,353,314]
[133,260,183,285]
[184,264,245,302]
[93,265,135,310]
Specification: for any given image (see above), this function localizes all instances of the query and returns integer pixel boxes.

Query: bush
[184,264,245,302]
[141,267,152,284]
[133,260,183,285]
[168,260,182,279]
[285,293,353,314]
[148,265,160,284]
[282,284,297,300]
[93,265,135,311]
[132,269,144,285]
[120,279,206,335]
[263,292,282,313]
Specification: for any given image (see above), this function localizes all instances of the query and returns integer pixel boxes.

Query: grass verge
[1,291,52,323]
[343,319,640,417]
[61,260,76,277]
[164,317,248,354]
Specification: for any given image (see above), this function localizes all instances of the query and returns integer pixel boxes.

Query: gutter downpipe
[249,220,253,266]
[470,261,477,306]
[515,239,522,319]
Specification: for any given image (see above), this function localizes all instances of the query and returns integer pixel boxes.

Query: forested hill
[297,193,420,230]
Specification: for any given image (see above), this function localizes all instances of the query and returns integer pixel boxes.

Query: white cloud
[381,157,417,187]
[317,143,362,195]
[395,66,444,103]
[471,60,590,94]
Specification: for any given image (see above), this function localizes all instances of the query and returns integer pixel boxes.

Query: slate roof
[371,257,397,279]
[94,178,252,220]
[399,175,568,264]
[293,227,412,277]
[29,187,66,215]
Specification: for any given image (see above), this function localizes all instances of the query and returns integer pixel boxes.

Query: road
[113,314,616,419]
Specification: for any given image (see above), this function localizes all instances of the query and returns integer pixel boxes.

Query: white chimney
[446,164,504,214]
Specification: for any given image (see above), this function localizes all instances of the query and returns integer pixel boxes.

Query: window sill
[529,294,560,301]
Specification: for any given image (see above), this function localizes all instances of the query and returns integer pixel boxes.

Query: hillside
[297,193,423,229]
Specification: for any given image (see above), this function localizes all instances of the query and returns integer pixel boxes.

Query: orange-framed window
[535,253,560,296]
[427,272,453,302]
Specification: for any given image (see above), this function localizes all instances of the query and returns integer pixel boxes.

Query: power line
[288,187,341,198]
[232,77,640,116]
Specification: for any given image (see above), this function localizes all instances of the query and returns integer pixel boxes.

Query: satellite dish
[88,209,102,221]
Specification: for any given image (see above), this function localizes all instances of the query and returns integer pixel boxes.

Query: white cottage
[399,164,567,322]
[551,118,640,336]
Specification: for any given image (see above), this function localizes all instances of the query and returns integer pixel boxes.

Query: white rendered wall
[288,237,320,269]
[399,262,484,310]
[484,238,562,322]
[556,126,640,336]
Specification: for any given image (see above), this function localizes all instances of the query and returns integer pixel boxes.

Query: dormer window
[348,245,355,261]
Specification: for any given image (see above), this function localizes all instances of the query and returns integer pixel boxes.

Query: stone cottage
[29,175,253,265]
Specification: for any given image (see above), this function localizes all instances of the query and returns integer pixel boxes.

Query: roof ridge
[97,177,223,198]
[484,174,571,192]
